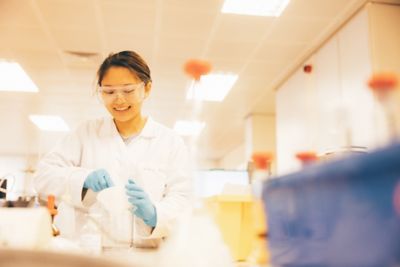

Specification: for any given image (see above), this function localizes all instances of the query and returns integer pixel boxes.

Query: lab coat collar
[140,117,157,138]
[103,116,157,139]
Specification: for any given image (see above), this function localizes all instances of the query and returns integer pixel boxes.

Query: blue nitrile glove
[84,169,114,192]
[125,179,157,227]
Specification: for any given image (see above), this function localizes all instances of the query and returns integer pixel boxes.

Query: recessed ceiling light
[221,0,290,17]
[186,73,238,102]
[29,115,70,132]
[174,120,205,136]
[0,60,39,92]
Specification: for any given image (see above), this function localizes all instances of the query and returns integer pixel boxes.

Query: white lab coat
[34,117,193,247]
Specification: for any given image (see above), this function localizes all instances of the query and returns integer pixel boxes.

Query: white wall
[369,3,400,73]
[218,113,276,171]
[218,144,246,170]
[244,114,276,161]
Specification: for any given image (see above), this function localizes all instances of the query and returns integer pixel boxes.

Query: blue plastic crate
[262,143,400,267]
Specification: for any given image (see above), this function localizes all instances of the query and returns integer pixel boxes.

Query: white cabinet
[276,3,400,175]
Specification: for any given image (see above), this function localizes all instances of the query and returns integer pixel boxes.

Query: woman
[34,51,192,247]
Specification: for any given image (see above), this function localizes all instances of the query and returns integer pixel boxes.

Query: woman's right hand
[83,169,114,192]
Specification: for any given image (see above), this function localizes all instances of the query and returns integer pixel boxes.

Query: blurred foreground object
[0,208,52,249]
[263,142,400,267]
[158,211,234,267]
[0,249,133,267]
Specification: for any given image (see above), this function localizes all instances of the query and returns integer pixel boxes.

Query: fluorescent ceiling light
[29,115,70,132]
[174,120,205,136]
[221,0,290,17]
[0,60,39,92]
[186,73,238,102]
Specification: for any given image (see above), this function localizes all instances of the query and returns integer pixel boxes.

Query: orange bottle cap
[368,72,398,91]
[252,152,273,170]
[295,151,318,163]
[47,195,58,216]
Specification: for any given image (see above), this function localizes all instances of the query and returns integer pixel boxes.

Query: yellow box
[205,194,254,261]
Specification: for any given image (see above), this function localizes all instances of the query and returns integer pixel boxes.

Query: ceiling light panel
[186,73,238,102]
[0,61,39,92]
[221,0,290,17]
[29,115,70,132]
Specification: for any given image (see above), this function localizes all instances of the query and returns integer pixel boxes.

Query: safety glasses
[98,82,144,102]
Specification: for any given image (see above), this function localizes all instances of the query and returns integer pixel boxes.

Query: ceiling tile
[266,18,331,44]
[13,50,63,69]
[282,0,352,19]
[101,2,156,35]
[105,32,154,60]
[68,67,98,89]
[51,28,102,52]
[241,60,284,79]
[152,55,189,79]
[208,59,244,73]
[162,0,223,13]
[0,1,40,28]
[100,0,157,9]
[27,67,71,90]
[206,40,257,62]
[0,49,15,60]
[161,6,216,39]
[36,0,98,31]
[157,35,205,59]
[213,14,274,42]
[0,26,53,52]
[255,43,307,63]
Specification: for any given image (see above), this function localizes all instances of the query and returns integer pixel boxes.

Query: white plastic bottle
[368,72,400,145]
[248,152,273,265]
[79,214,102,255]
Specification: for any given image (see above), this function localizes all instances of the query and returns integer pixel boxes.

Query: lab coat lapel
[123,117,157,187]
[100,117,130,187]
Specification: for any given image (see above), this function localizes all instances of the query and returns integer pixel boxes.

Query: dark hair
[97,51,152,86]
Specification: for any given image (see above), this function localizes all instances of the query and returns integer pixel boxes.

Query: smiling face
[100,66,151,123]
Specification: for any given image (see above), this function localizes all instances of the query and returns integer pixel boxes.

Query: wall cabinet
[276,3,400,174]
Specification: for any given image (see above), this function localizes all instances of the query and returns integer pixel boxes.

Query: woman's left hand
[125,179,157,227]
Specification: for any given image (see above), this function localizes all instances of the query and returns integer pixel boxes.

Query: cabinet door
[338,7,375,149]
[276,68,316,174]
[314,36,343,153]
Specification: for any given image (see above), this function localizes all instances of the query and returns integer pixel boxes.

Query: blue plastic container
[262,143,400,267]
